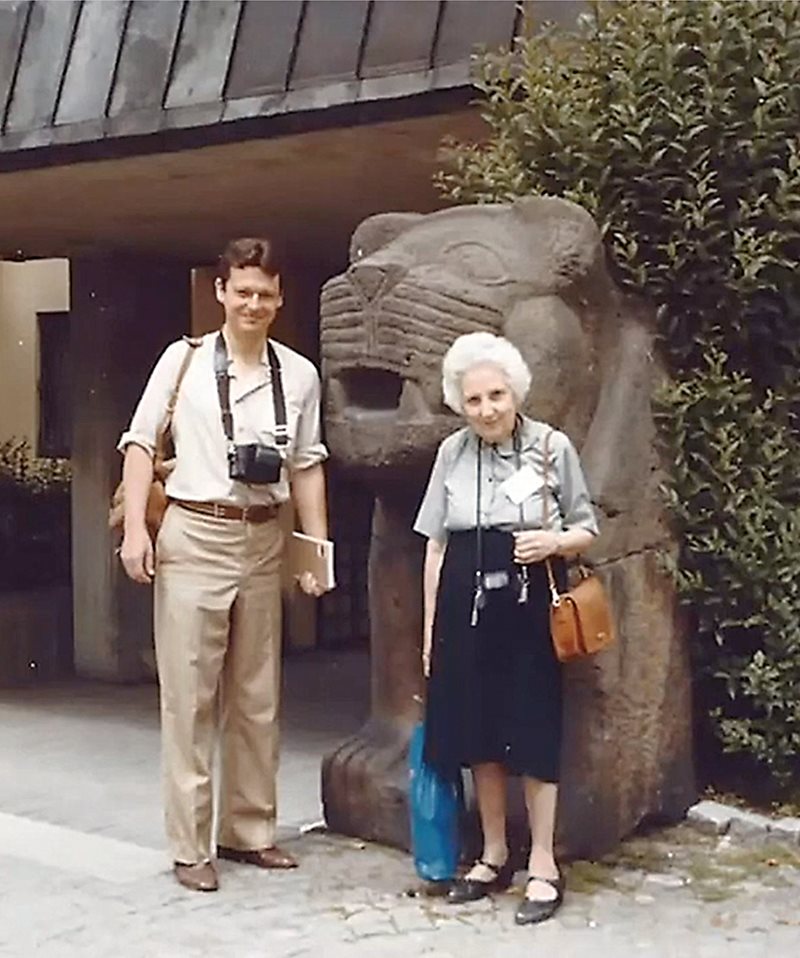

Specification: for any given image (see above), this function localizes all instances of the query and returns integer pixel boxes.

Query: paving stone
[727,809,772,843]
[2,662,800,957]
[767,817,800,848]
[686,800,734,835]
[643,873,688,889]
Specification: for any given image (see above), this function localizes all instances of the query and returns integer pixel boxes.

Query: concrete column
[70,254,190,681]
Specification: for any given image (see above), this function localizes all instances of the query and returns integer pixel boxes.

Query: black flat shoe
[447,860,515,904]
[514,873,565,925]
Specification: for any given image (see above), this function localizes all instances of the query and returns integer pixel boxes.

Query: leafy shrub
[656,351,800,783]
[438,0,800,786]
[0,438,71,591]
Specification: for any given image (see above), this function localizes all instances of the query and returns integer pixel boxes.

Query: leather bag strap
[541,429,561,605]
[154,340,199,463]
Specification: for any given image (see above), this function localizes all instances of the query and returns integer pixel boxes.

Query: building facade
[0,0,584,679]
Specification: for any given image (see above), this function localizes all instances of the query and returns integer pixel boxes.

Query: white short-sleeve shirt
[118,331,328,507]
[414,417,598,543]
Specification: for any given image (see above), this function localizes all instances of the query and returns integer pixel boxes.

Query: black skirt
[424,529,565,783]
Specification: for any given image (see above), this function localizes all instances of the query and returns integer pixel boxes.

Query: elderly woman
[413,331,598,925]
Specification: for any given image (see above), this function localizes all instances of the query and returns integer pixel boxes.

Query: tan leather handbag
[109,339,199,540]
[542,430,615,662]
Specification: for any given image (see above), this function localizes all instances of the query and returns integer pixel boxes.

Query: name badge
[499,464,543,505]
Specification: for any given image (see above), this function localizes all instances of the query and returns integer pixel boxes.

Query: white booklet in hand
[289,532,335,590]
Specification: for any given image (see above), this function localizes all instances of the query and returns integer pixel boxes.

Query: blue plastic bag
[408,721,460,881]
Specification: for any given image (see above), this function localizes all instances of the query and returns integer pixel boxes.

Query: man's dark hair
[216,237,281,283]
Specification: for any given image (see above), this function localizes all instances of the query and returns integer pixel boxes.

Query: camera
[228,443,283,485]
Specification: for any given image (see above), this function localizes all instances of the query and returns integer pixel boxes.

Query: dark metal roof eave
[0,71,476,176]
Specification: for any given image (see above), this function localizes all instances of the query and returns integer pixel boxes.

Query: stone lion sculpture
[320,196,695,859]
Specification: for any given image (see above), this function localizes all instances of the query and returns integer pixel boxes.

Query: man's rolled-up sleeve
[290,370,328,470]
[117,342,185,459]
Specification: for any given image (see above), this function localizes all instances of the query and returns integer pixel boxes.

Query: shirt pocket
[444,473,477,528]
[176,375,221,433]
[538,481,561,528]
[444,474,461,511]
[234,386,290,448]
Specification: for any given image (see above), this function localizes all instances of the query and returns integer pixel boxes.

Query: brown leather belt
[172,499,279,523]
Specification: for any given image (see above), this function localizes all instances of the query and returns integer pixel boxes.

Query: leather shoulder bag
[108,338,200,539]
[542,429,615,662]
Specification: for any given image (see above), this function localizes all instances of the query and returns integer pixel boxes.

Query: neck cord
[471,439,485,626]
[470,419,529,627]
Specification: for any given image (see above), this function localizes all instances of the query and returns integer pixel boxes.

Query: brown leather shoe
[217,844,298,869]
[173,861,219,892]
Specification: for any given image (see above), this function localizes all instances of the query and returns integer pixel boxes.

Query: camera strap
[470,418,528,627]
[471,438,485,626]
[213,332,289,450]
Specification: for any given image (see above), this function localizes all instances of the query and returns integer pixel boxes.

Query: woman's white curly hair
[441,332,532,414]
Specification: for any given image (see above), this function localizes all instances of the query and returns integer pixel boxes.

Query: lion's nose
[348,263,403,303]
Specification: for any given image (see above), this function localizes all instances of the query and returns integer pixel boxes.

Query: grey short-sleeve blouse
[413,417,598,543]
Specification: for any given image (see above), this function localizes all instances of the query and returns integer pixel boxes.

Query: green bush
[0,438,71,591]
[656,351,800,783]
[438,0,800,786]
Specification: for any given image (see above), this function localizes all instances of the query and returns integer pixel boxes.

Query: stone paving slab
[0,653,369,848]
[688,799,800,849]
[1,827,799,958]
[1,656,799,958]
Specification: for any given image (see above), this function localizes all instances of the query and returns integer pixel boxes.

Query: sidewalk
[0,651,798,958]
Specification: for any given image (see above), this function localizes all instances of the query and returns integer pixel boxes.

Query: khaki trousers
[154,503,283,864]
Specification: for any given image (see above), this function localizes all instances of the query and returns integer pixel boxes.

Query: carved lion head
[320,197,619,479]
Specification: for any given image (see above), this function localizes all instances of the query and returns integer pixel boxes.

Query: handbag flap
[569,574,615,653]
[551,599,583,661]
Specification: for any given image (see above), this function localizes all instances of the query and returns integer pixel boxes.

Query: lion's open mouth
[338,368,402,411]
[327,369,433,422]
[320,273,503,426]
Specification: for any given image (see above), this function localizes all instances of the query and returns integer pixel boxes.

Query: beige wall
[0,259,69,447]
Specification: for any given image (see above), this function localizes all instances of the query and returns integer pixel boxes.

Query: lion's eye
[353,246,365,262]
[442,242,508,284]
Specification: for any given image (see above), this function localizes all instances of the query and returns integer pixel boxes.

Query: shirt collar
[471,415,535,457]
[218,330,270,375]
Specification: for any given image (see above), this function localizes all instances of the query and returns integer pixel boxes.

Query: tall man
[118,238,329,892]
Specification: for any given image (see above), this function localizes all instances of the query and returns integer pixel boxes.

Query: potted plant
[0,438,72,685]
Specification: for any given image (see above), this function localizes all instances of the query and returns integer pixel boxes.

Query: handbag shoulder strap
[155,338,200,461]
[541,428,561,604]
[541,427,552,531]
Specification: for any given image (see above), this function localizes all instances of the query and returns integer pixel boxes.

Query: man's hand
[120,525,155,584]
[513,530,561,565]
[296,571,329,598]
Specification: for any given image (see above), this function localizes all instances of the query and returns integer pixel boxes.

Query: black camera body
[228,443,283,485]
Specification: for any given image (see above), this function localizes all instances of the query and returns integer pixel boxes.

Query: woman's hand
[513,530,561,565]
[422,538,445,680]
